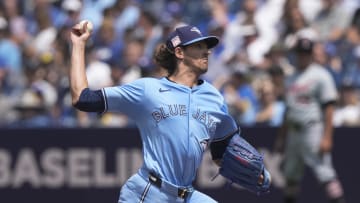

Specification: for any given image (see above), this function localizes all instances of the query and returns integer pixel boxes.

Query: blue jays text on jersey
[152,104,218,134]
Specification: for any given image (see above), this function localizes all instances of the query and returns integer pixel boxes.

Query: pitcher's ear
[174,47,184,59]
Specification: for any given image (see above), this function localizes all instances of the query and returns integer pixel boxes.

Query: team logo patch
[190,27,202,35]
[171,36,181,47]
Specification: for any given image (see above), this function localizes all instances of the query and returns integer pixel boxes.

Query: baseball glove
[211,133,271,195]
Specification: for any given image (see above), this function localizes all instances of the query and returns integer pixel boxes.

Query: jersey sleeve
[318,70,338,104]
[211,102,239,142]
[102,79,146,118]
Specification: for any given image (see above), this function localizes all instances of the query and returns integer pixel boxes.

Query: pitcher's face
[182,41,211,74]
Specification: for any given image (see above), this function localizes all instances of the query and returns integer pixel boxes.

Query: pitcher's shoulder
[130,77,163,85]
[202,80,223,96]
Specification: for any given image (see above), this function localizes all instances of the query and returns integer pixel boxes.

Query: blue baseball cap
[166,25,219,52]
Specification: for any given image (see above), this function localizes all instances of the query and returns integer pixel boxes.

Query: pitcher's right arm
[68,22,105,113]
[69,22,91,106]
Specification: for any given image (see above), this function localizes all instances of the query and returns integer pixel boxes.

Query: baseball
[79,20,93,33]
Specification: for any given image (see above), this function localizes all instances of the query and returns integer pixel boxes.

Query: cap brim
[182,36,219,49]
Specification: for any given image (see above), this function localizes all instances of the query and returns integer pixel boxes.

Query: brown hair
[153,43,177,76]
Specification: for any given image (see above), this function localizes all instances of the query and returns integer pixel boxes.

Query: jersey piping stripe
[101,88,108,113]
[139,182,151,203]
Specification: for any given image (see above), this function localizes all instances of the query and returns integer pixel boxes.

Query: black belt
[148,172,192,199]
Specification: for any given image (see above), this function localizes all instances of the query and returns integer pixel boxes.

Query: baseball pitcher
[70,22,270,203]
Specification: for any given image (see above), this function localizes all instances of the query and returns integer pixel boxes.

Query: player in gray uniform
[69,23,256,202]
[274,38,346,203]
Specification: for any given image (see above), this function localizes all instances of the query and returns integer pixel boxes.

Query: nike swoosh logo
[159,88,171,93]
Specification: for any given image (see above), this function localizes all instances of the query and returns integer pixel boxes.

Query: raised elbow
[72,97,80,108]
[71,90,83,108]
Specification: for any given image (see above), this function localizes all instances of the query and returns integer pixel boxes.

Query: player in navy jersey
[70,23,241,202]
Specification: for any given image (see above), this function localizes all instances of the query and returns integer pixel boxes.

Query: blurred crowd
[0,0,359,128]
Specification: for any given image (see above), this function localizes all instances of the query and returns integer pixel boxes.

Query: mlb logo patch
[171,36,181,47]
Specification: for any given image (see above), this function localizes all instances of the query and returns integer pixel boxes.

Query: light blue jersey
[102,77,237,187]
